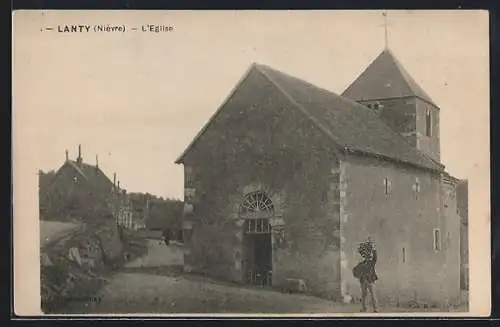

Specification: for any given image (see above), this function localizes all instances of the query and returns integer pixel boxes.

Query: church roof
[342,49,436,106]
[176,63,443,172]
[255,64,443,171]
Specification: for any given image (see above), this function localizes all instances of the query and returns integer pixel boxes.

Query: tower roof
[342,49,436,106]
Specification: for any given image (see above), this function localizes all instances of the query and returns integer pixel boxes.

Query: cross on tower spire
[380,11,390,49]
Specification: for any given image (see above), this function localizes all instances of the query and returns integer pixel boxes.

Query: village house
[123,193,148,228]
[40,145,124,223]
[115,194,136,230]
[175,48,469,307]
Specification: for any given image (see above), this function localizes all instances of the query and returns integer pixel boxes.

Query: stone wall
[339,154,459,307]
[358,97,441,163]
[440,177,462,306]
[415,98,441,163]
[359,97,417,147]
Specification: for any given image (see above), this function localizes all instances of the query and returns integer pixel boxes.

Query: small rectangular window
[426,109,433,137]
[433,228,441,251]
[383,177,392,195]
[413,177,421,199]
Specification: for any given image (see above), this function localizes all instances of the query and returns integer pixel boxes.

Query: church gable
[175,64,343,165]
[342,49,436,106]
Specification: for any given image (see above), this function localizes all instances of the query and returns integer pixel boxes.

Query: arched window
[425,109,432,137]
[240,191,274,216]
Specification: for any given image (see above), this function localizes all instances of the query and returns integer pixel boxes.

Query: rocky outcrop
[40,220,148,313]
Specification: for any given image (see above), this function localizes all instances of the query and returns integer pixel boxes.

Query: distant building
[175,49,468,307]
[128,194,149,228]
[40,145,120,222]
[115,195,134,229]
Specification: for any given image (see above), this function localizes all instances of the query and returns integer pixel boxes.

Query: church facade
[175,49,468,307]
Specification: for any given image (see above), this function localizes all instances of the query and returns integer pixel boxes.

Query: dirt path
[63,272,363,314]
[62,271,465,315]
[59,238,466,315]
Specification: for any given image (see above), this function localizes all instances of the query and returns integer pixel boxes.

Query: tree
[39,170,56,191]
[146,198,183,231]
[39,170,57,219]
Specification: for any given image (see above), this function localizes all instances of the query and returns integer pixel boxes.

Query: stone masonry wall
[339,155,456,307]
[181,68,342,299]
[359,97,417,147]
[359,97,441,163]
[415,98,441,163]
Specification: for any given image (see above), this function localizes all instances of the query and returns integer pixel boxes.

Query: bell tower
[342,13,440,163]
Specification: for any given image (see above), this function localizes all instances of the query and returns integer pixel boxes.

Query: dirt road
[63,271,361,314]
[59,237,465,315]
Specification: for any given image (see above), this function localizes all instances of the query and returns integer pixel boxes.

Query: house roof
[342,49,437,106]
[176,62,443,172]
[441,171,461,184]
[49,159,115,195]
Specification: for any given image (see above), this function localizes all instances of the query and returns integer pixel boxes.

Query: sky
[13,10,489,200]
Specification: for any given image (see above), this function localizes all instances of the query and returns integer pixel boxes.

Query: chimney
[113,173,116,187]
[117,181,120,191]
[77,144,83,165]
[95,155,99,169]
[65,150,69,161]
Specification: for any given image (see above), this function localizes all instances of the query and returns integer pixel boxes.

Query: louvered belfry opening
[240,191,274,287]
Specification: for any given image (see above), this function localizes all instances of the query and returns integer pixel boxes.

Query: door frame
[242,217,273,287]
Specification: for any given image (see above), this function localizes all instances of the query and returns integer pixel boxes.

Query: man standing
[352,238,380,312]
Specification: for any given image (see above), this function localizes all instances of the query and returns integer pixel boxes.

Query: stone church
[175,49,469,307]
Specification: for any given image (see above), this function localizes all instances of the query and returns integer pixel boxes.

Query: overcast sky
[13,10,489,200]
